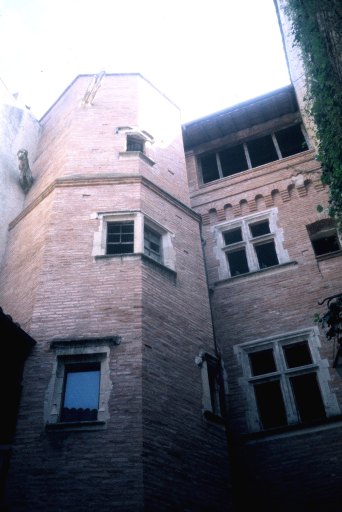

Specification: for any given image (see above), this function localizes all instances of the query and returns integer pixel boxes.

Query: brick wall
[185,121,342,510]
[0,74,232,511]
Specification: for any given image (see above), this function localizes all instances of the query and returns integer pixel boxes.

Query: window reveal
[199,124,308,184]
[144,226,162,263]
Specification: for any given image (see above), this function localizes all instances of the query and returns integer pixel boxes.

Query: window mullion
[243,143,252,169]
[244,222,257,271]
[216,153,224,179]
[272,133,282,159]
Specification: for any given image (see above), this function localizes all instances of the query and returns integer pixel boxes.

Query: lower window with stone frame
[45,338,119,429]
[196,351,228,421]
[236,328,340,432]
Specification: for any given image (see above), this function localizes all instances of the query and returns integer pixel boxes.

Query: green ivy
[285,0,342,229]
[315,294,342,344]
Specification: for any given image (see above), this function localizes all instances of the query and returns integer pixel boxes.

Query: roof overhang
[182,84,298,151]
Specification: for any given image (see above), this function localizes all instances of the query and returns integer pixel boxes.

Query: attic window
[247,134,278,167]
[127,135,145,152]
[199,123,309,184]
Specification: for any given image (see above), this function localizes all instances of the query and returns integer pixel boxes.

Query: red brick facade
[1,74,341,512]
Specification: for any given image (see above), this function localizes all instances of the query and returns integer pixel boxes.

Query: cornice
[9,173,200,230]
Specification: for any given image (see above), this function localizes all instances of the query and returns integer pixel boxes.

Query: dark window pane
[249,349,276,376]
[144,226,162,263]
[127,136,144,152]
[283,341,312,368]
[275,125,308,157]
[223,227,243,245]
[311,234,341,256]
[250,220,270,237]
[61,363,100,423]
[219,144,248,177]
[254,380,287,429]
[200,154,220,183]
[107,222,134,254]
[247,135,278,167]
[227,249,249,276]
[255,241,279,269]
[207,360,220,415]
[290,373,326,423]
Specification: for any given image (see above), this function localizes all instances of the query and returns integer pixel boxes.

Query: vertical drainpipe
[199,216,244,512]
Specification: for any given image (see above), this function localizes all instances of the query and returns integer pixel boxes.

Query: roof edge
[39,72,179,122]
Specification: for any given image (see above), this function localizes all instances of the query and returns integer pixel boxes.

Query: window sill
[95,252,177,280]
[118,151,156,167]
[316,250,342,262]
[46,420,106,432]
[214,260,298,286]
[241,414,342,443]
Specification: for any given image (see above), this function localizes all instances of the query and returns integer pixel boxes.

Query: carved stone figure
[17,149,33,193]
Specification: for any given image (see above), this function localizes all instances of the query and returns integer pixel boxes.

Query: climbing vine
[285,0,342,228]
[315,294,342,347]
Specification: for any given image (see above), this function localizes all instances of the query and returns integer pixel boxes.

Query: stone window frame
[195,350,228,422]
[92,210,176,271]
[45,337,120,430]
[235,328,340,432]
[214,208,289,280]
[116,126,156,167]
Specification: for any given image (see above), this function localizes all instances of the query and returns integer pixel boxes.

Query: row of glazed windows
[46,328,340,433]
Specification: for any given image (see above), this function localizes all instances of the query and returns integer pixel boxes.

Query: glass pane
[107,224,120,234]
[249,349,276,376]
[227,249,249,276]
[275,124,308,157]
[219,144,248,176]
[223,228,242,245]
[63,369,100,410]
[283,341,312,368]
[254,381,287,429]
[247,135,278,167]
[144,227,161,262]
[249,220,270,237]
[255,241,279,269]
[200,154,220,183]
[107,222,134,255]
[290,373,326,423]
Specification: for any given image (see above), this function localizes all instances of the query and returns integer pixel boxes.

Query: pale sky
[0,0,290,122]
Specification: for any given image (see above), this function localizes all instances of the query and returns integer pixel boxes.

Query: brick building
[0,40,341,512]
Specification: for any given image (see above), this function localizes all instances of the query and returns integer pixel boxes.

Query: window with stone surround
[214,209,289,279]
[307,219,342,258]
[236,329,340,432]
[195,351,228,421]
[45,337,120,429]
[199,123,309,184]
[92,211,175,270]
